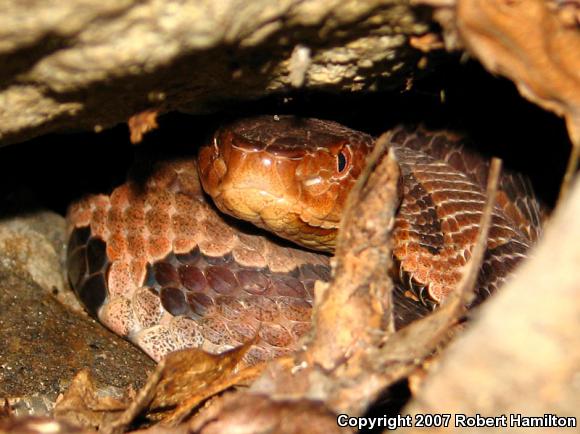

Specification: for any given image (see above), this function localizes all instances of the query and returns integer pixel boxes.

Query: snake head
[197,115,374,252]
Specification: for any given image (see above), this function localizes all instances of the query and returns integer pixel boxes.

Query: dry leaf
[105,341,263,433]
[128,110,159,144]
[409,33,445,52]
[54,370,130,431]
[457,0,580,199]
[152,345,265,426]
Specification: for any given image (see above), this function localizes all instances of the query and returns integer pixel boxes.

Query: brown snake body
[67,116,542,364]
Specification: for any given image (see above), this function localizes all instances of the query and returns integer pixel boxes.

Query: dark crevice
[0,58,568,221]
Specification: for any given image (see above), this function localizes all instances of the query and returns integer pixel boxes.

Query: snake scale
[66,116,542,365]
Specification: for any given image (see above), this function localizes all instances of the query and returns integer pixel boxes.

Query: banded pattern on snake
[66,116,542,365]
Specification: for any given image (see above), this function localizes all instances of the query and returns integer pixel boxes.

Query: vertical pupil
[337,152,347,172]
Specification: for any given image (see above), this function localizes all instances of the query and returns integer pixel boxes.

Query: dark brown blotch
[86,237,108,274]
[153,262,180,287]
[270,275,308,298]
[67,246,86,290]
[78,272,108,316]
[161,287,189,316]
[400,172,444,255]
[67,226,91,258]
[179,265,207,292]
[236,269,270,295]
[206,266,238,295]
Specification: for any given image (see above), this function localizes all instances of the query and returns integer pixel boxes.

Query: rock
[0,209,72,309]
[0,209,155,416]
[0,0,430,145]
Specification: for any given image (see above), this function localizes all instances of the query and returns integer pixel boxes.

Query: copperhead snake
[66,116,542,365]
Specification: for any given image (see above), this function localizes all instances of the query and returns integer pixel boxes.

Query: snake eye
[337,149,348,173]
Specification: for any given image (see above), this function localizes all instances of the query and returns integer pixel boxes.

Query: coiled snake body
[67,116,542,364]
